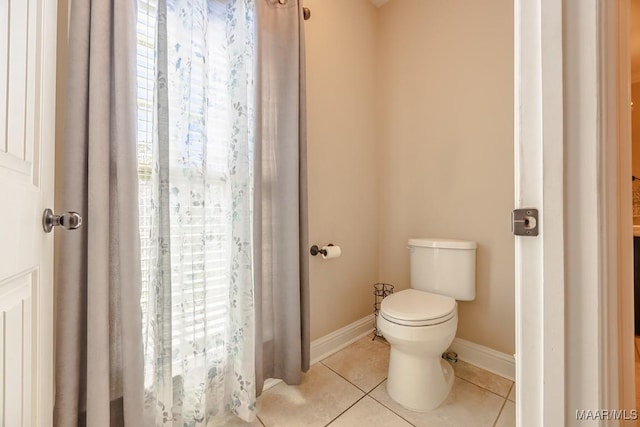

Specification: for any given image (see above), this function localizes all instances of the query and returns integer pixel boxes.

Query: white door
[0,0,57,425]
[516,0,635,425]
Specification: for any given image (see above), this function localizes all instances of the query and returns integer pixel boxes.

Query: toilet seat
[380,289,456,326]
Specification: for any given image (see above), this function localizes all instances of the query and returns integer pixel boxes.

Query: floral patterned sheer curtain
[137,0,257,424]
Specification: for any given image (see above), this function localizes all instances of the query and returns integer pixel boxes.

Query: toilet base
[386,353,455,412]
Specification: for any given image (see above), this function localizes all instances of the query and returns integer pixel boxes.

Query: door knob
[42,208,83,233]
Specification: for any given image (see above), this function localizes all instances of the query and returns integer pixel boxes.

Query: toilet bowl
[378,289,458,411]
[378,238,476,412]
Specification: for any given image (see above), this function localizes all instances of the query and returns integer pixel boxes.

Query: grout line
[367,392,417,427]
[362,376,419,426]
[365,377,387,395]
[256,414,265,426]
[506,382,515,403]
[320,360,374,394]
[317,338,410,425]
[323,394,368,427]
[491,397,508,427]
[318,344,416,426]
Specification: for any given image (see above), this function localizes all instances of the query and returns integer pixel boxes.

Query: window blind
[136,0,236,379]
[136,0,157,345]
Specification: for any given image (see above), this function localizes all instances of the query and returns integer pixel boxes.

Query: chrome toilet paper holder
[310,243,334,256]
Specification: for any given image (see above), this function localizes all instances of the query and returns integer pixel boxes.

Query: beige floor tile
[257,363,364,427]
[207,413,264,427]
[322,336,390,392]
[328,396,413,427]
[369,378,504,427]
[494,401,515,427]
[453,360,513,397]
[507,383,515,402]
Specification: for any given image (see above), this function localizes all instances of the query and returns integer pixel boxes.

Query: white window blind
[136,0,157,338]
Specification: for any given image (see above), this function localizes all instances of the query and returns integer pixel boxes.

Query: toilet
[378,238,477,412]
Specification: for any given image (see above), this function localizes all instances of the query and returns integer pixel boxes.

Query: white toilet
[378,238,477,412]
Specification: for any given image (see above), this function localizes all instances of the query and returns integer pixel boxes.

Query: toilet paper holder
[309,244,334,256]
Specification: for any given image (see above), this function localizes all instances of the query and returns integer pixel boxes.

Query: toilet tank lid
[408,238,477,249]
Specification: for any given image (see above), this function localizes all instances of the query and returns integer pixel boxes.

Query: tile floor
[242,334,515,427]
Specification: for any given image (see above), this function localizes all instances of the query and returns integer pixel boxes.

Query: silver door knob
[42,208,83,233]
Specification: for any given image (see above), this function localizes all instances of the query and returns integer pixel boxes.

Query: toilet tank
[408,238,477,301]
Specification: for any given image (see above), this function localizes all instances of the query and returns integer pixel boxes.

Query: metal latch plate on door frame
[512,208,539,236]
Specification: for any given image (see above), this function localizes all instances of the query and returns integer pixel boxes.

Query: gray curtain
[54,1,144,426]
[254,0,310,394]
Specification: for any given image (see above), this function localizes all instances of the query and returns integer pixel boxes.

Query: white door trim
[37,0,58,423]
[517,0,636,424]
[514,0,565,424]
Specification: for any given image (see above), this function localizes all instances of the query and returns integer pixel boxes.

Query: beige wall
[305,0,514,354]
[375,0,515,354]
[305,0,380,340]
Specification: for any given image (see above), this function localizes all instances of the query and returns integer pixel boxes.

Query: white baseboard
[263,377,283,391]
[449,337,515,381]
[263,314,374,390]
[267,318,514,390]
[310,314,375,365]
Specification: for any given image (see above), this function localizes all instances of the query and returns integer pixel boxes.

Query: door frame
[600,0,635,418]
[514,0,566,424]
[516,0,635,424]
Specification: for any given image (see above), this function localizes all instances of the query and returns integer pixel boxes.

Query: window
[136,0,239,382]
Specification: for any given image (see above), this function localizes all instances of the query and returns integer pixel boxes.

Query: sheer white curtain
[137,0,257,424]
[136,0,309,424]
